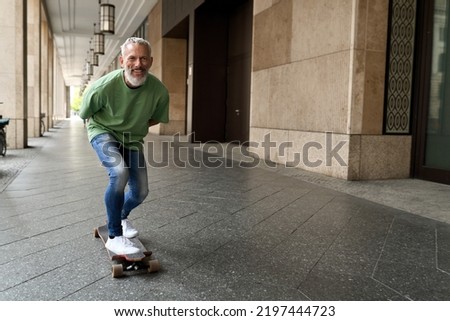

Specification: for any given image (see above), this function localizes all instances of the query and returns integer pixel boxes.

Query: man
[80,37,169,255]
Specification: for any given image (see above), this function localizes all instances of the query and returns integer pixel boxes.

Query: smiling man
[80,37,169,255]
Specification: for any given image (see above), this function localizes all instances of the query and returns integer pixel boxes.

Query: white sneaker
[105,236,140,255]
[122,219,139,238]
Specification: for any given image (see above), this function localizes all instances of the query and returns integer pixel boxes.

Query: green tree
[71,87,83,112]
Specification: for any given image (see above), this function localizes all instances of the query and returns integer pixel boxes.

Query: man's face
[120,43,153,88]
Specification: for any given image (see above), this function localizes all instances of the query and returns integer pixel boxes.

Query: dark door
[192,5,228,142]
[226,0,252,143]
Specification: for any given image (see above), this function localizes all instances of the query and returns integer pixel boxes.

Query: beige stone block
[291,0,353,61]
[150,67,162,81]
[27,55,35,86]
[265,129,289,164]
[33,117,40,138]
[27,0,39,25]
[27,34,34,53]
[6,118,25,149]
[348,49,365,134]
[165,74,186,97]
[287,130,350,179]
[148,1,162,46]
[253,0,292,71]
[262,52,350,133]
[354,0,368,50]
[353,0,388,51]
[361,50,386,134]
[0,27,18,75]
[248,127,267,159]
[334,48,386,137]
[27,118,35,138]
[251,52,350,133]
[169,92,186,121]
[268,64,299,129]
[366,0,389,51]
[164,66,186,93]
[150,40,162,71]
[0,0,16,28]
[347,134,361,180]
[359,135,411,179]
[0,74,17,115]
[253,0,273,15]
[250,127,350,179]
[151,37,162,56]
[250,69,270,128]
[288,130,323,170]
[15,76,24,117]
[163,38,187,68]
[14,118,26,149]
[249,127,290,165]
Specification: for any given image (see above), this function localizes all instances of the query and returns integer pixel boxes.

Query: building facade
[2,0,449,185]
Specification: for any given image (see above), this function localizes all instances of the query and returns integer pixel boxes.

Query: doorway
[191,0,253,143]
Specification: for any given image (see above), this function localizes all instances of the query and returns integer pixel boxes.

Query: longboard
[94,224,160,278]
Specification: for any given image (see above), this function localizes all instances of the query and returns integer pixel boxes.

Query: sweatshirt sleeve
[79,87,102,119]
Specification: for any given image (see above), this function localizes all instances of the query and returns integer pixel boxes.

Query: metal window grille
[384,0,417,134]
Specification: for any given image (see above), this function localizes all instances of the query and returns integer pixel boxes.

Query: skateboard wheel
[147,259,160,273]
[94,228,100,238]
[112,264,124,278]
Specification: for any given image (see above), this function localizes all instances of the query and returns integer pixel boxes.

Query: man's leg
[121,147,149,219]
[90,133,140,254]
[90,133,128,237]
[120,148,148,238]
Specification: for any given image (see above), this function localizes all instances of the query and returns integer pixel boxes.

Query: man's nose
[135,58,144,66]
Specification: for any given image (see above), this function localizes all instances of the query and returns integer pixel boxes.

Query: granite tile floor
[0,118,449,301]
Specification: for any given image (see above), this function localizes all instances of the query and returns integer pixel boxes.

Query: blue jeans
[91,133,148,236]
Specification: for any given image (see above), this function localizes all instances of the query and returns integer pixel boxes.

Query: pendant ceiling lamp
[94,32,105,54]
[86,62,93,76]
[100,1,115,34]
[93,23,105,54]
[90,49,99,67]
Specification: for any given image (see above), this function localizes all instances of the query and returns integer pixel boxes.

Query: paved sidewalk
[0,137,44,193]
[0,118,449,301]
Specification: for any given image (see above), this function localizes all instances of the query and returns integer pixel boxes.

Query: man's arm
[80,89,101,120]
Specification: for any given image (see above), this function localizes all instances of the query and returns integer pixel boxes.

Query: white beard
[124,67,148,87]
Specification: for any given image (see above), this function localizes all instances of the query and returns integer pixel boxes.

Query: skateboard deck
[94,224,160,278]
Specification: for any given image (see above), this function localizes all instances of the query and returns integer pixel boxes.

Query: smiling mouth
[130,69,145,77]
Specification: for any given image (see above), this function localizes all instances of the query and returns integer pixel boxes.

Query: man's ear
[119,55,124,68]
[149,57,154,69]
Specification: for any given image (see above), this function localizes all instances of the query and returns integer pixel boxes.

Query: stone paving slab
[0,118,450,301]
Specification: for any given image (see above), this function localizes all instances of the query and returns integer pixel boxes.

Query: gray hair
[120,37,152,56]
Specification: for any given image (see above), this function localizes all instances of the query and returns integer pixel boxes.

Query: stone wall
[250,0,411,180]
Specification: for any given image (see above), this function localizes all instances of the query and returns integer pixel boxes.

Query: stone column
[148,1,188,136]
[27,0,41,137]
[0,0,27,148]
[40,13,49,136]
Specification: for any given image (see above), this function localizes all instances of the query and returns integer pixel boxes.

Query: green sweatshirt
[79,69,169,150]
